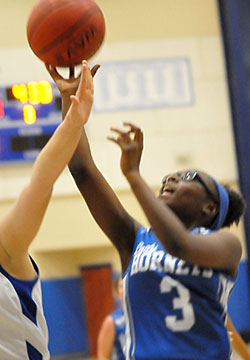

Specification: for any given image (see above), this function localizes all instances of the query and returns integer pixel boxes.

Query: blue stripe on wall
[228,260,250,332]
[41,277,89,356]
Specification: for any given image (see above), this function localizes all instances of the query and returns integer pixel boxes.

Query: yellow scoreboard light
[12,84,28,104]
[11,81,53,124]
[23,105,37,125]
[27,81,53,105]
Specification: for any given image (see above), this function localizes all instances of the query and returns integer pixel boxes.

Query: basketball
[27,0,105,67]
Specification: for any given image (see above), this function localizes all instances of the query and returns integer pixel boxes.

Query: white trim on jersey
[123,274,136,360]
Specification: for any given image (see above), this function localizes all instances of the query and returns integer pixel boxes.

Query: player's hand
[68,60,94,126]
[108,122,144,176]
[45,62,100,96]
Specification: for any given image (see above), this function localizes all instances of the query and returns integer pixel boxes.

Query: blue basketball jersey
[122,226,234,360]
[110,308,126,360]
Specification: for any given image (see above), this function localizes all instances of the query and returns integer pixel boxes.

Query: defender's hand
[45,63,100,96]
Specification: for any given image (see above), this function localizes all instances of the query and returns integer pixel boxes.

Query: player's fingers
[69,66,75,79]
[110,127,131,137]
[88,66,94,93]
[76,69,93,102]
[91,64,100,78]
[45,63,50,72]
[70,95,79,106]
[123,122,143,144]
[83,62,94,94]
[107,136,118,143]
[123,122,141,132]
[44,63,56,78]
[109,129,132,146]
[134,129,143,144]
[45,63,62,80]
[107,136,125,147]
[76,61,89,95]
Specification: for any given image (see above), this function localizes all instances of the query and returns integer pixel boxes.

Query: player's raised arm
[46,64,140,272]
[0,61,93,278]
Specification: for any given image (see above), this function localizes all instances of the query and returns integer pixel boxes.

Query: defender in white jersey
[51,70,246,359]
[0,61,96,360]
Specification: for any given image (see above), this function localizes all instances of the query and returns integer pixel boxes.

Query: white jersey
[0,258,50,360]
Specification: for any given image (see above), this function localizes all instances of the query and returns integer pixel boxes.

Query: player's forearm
[61,91,95,173]
[31,119,82,190]
[68,128,96,177]
[62,90,77,120]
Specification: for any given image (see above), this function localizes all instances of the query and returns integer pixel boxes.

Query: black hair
[221,185,246,228]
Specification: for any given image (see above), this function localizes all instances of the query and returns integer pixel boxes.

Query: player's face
[158,169,219,216]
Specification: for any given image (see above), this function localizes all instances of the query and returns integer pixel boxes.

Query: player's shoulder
[193,227,240,241]
[218,229,242,251]
[192,227,242,255]
[100,314,115,333]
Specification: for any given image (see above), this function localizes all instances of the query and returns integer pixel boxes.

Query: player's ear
[202,202,218,217]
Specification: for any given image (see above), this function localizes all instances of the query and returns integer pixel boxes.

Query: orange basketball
[27,0,105,67]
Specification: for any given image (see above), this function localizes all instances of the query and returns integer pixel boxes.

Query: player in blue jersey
[97,275,125,360]
[47,67,246,360]
[0,61,95,360]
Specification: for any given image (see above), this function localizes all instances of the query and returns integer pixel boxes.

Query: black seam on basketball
[36,7,103,56]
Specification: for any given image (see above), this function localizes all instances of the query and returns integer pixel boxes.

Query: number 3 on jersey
[160,276,195,332]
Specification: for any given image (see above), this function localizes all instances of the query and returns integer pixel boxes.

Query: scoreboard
[0,81,61,163]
